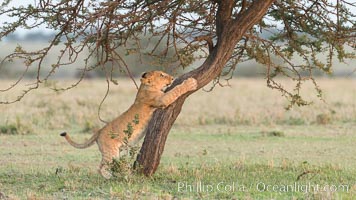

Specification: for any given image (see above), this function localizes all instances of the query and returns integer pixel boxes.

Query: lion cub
[61,71,197,178]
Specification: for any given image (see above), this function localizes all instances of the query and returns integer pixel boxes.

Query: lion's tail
[60,131,99,149]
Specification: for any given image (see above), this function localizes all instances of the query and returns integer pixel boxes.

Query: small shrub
[0,117,33,135]
[110,157,133,181]
[109,146,140,181]
[261,130,285,137]
[269,131,285,137]
[110,116,140,181]
[0,124,18,135]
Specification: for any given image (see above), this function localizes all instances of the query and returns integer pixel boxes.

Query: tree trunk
[136,0,276,176]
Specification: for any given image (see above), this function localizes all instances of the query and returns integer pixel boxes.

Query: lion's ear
[141,72,148,78]
[140,72,151,84]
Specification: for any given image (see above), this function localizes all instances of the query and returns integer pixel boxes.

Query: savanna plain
[0,78,355,200]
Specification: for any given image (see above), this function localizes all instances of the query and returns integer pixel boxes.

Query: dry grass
[1,77,356,167]
[0,78,356,199]
[1,77,355,130]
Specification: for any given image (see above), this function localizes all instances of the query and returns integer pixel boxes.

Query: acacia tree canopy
[0,0,354,104]
[0,0,355,176]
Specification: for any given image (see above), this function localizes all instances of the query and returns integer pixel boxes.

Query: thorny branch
[0,0,355,109]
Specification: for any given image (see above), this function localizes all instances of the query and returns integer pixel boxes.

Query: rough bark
[136,0,276,176]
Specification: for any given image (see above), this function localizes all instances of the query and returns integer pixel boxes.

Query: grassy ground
[0,78,355,199]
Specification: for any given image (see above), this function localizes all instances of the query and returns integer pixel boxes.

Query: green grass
[1,125,356,199]
[0,78,356,199]
[1,161,355,199]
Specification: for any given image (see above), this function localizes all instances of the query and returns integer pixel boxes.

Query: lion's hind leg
[99,160,112,179]
[98,144,121,179]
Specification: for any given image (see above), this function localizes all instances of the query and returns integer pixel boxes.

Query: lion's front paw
[183,78,198,91]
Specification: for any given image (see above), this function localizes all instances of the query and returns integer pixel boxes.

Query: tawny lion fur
[60,71,197,178]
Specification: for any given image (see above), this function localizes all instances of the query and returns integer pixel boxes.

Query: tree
[0,0,354,176]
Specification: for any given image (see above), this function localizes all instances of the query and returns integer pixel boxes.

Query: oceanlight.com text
[177,181,350,194]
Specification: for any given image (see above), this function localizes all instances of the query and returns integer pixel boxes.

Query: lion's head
[140,71,174,91]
